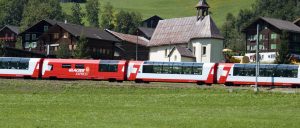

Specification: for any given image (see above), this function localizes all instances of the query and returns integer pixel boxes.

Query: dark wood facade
[243,17,300,54]
[38,25,116,59]
[19,19,56,54]
[114,41,149,60]
[0,25,19,48]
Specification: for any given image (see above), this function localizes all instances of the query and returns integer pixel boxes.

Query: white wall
[191,38,224,63]
[149,45,172,62]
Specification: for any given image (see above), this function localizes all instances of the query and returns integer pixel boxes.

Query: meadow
[0,79,299,128]
[61,0,256,27]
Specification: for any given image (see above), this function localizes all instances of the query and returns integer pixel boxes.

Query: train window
[99,60,119,72]
[143,64,154,73]
[162,65,172,74]
[172,63,182,74]
[75,64,85,69]
[19,58,29,70]
[0,58,3,69]
[153,65,162,73]
[182,65,193,74]
[193,63,203,75]
[62,64,71,68]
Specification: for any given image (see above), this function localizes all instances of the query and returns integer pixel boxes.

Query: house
[18,19,58,53]
[141,15,163,28]
[0,25,19,48]
[148,0,224,62]
[38,22,120,59]
[242,17,300,63]
[106,29,149,60]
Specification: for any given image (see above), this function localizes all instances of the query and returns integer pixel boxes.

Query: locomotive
[0,57,299,87]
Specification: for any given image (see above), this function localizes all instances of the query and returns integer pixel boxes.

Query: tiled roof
[0,25,19,34]
[260,17,300,33]
[169,45,195,58]
[105,29,149,46]
[138,27,155,39]
[56,22,119,42]
[149,15,223,47]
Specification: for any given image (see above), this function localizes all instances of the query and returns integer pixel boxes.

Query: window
[0,58,29,70]
[53,33,59,39]
[25,34,30,41]
[271,44,277,49]
[193,47,196,55]
[99,60,119,72]
[202,46,206,55]
[25,42,30,48]
[32,34,37,40]
[44,26,48,32]
[31,42,37,48]
[62,64,71,68]
[63,32,69,38]
[165,48,168,57]
[75,64,85,69]
[271,33,277,39]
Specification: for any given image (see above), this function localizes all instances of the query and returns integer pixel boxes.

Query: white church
[148,0,224,63]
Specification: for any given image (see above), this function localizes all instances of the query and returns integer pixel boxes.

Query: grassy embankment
[0,79,299,128]
[61,0,255,27]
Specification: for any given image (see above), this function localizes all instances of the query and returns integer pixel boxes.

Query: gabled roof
[142,15,163,23]
[243,17,300,33]
[0,25,19,34]
[138,27,155,39]
[55,22,119,42]
[169,45,195,58]
[19,19,58,35]
[105,29,149,46]
[149,15,223,47]
[294,18,300,26]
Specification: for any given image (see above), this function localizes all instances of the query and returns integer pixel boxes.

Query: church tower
[195,0,209,21]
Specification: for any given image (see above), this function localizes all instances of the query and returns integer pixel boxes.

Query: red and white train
[0,57,299,87]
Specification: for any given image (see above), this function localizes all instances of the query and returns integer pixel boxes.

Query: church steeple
[195,0,210,21]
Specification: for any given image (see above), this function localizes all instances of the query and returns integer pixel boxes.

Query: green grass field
[0,79,299,128]
[61,0,255,27]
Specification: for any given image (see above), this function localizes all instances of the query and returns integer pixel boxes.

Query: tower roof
[195,0,209,9]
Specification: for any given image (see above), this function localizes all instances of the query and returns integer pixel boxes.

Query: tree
[115,10,142,34]
[0,0,28,26]
[73,36,89,58]
[56,42,71,58]
[100,2,115,30]
[86,0,100,27]
[20,0,64,30]
[70,2,84,25]
[15,37,23,49]
[275,31,291,64]
[0,40,6,56]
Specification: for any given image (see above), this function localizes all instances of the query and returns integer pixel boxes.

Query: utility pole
[136,30,138,61]
[255,23,260,92]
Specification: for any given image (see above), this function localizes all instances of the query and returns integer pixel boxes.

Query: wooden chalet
[0,25,19,48]
[106,29,149,60]
[18,19,57,53]
[242,17,300,54]
[38,22,120,59]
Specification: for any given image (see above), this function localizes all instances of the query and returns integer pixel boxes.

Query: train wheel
[135,79,143,83]
[225,82,234,86]
[197,82,204,85]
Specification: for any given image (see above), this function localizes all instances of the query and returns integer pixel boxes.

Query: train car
[42,59,127,81]
[217,63,300,87]
[0,57,43,78]
[127,61,217,84]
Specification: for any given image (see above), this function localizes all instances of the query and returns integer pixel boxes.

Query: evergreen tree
[0,0,28,26]
[20,0,64,30]
[100,2,115,30]
[74,36,89,58]
[86,0,100,27]
[115,10,142,34]
[71,2,84,25]
[56,42,71,58]
[275,31,291,64]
